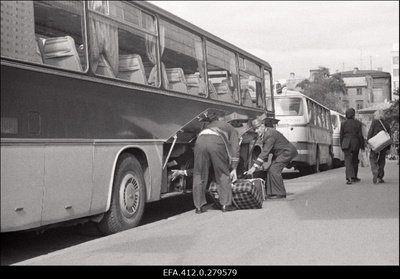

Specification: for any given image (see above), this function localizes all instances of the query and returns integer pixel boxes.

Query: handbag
[359,149,370,167]
[367,120,392,152]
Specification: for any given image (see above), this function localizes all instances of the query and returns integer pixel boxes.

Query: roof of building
[357,100,392,114]
[334,69,391,79]
[343,77,367,87]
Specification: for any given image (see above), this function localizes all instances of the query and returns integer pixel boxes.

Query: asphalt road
[7,160,398,266]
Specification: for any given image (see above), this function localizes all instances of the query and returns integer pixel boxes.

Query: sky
[148,1,399,80]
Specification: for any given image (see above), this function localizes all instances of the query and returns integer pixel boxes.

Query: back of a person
[369,118,390,139]
[342,118,361,138]
[206,120,234,137]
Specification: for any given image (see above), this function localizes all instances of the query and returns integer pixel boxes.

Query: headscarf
[374,109,385,120]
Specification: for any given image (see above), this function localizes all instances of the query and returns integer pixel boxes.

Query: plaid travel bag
[232,178,266,209]
[208,179,266,210]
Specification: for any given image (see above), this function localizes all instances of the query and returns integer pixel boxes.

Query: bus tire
[98,154,146,235]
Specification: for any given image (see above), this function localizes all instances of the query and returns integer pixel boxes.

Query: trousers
[344,149,360,179]
[193,135,232,207]
[369,150,386,179]
[265,147,298,196]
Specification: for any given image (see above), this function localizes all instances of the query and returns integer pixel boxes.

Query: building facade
[333,68,391,113]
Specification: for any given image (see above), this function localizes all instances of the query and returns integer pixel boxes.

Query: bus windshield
[273,97,304,116]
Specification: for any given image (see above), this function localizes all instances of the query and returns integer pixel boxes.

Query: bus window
[88,1,157,85]
[2,1,86,71]
[326,110,332,130]
[159,19,206,95]
[239,57,263,108]
[321,109,326,128]
[264,70,272,110]
[206,41,238,104]
[307,100,315,125]
[274,98,303,116]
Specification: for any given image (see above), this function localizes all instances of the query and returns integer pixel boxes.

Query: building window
[393,56,399,65]
[356,100,364,110]
[356,88,362,95]
[342,100,349,110]
[394,69,399,77]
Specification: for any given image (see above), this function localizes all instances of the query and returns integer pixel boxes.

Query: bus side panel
[292,142,316,166]
[41,144,93,226]
[0,144,44,232]
[277,125,313,165]
[318,142,331,165]
[89,142,164,216]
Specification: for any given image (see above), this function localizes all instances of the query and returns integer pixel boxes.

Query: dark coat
[340,119,365,152]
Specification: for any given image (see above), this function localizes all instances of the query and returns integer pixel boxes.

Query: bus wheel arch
[98,151,148,235]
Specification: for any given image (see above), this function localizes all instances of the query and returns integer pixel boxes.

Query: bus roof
[274,90,332,112]
[136,1,272,70]
[330,110,345,117]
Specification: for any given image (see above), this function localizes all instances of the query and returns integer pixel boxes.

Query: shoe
[378,178,385,183]
[268,195,286,199]
[195,206,205,214]
[352,177,361,182]
[346,179,352,185]
[373,173,378,184]
[221,205,237,212]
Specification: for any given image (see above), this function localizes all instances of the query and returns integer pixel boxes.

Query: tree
[385,98,399,128]
[297,66,346,112]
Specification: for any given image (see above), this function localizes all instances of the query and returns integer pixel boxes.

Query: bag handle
[378,120,388,133]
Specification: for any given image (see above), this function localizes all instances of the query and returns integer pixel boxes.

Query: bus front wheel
[98,154,146,235]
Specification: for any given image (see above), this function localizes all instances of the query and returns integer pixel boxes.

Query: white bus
[330,110,346,167]
[266,90,334,175]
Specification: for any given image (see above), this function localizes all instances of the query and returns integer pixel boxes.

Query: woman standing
[367,109,391,184]
[340,108,365,184]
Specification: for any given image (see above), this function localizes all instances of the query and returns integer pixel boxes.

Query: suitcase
[232,178,266,209]
[208,178,266,210]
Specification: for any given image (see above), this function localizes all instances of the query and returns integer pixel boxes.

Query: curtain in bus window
[1,1,43,64]
[195,41,204,76]
[194,41,205,95]
[146,25,168,88]
[88,13,119,77]
[230,58,239,103]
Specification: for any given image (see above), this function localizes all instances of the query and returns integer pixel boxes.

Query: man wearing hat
[246,117,298,199]
[192,116,240,213]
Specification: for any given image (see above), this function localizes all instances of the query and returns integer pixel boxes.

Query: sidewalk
[14,160,399,265]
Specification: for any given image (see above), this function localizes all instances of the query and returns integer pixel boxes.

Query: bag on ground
[208,178,266,209]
